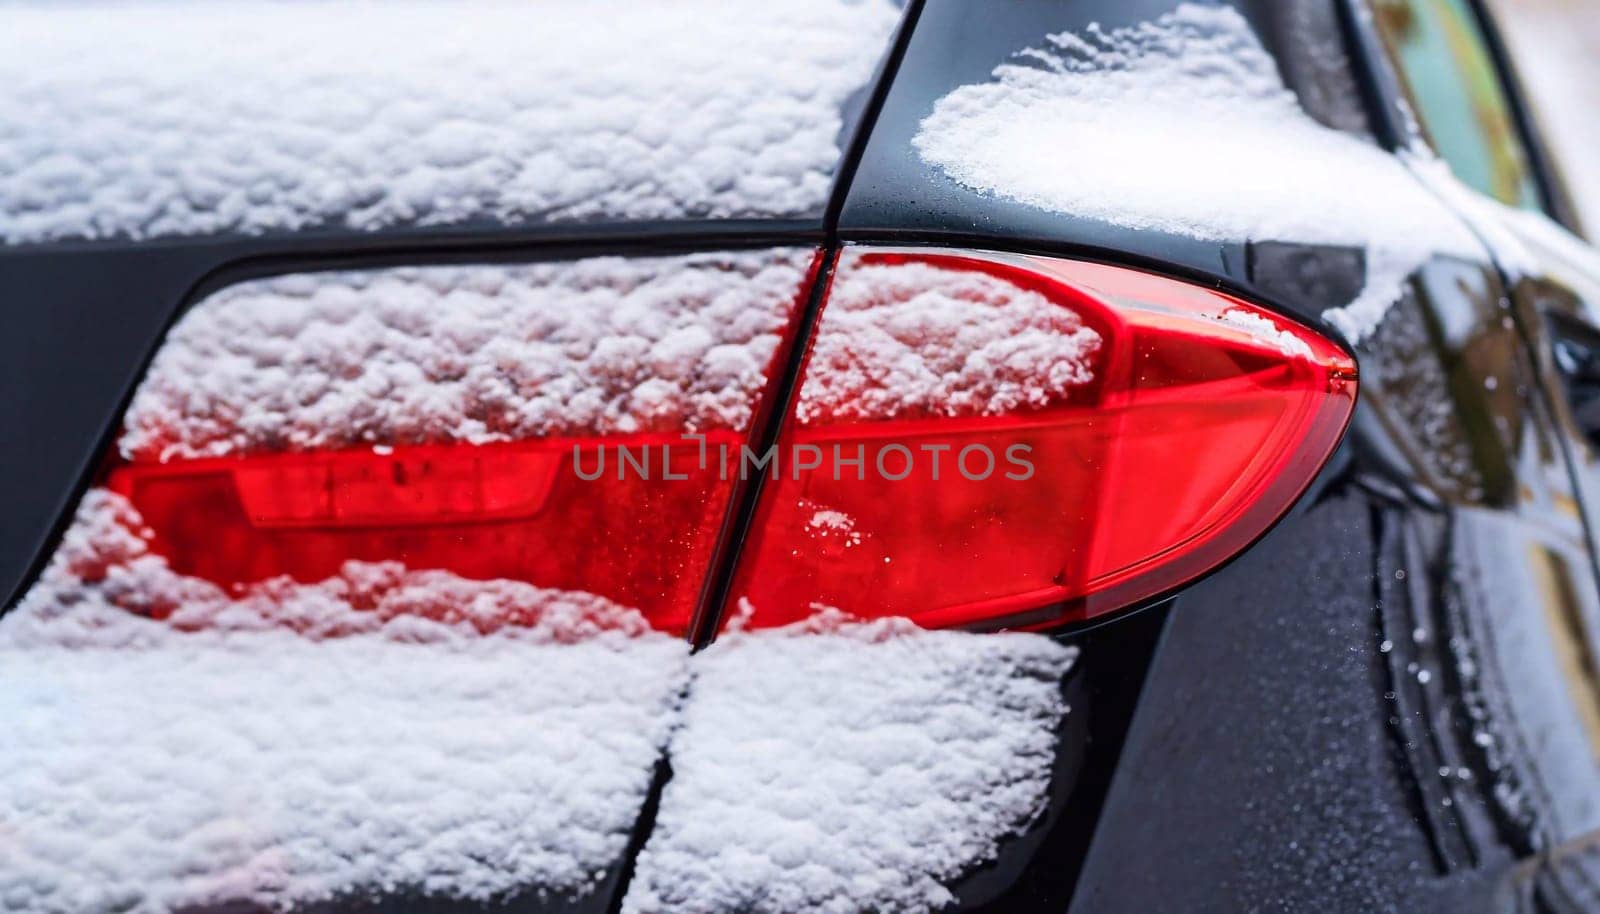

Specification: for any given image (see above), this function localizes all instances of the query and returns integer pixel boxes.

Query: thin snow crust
[120,250,811,462]
[3,496,1078,913]
[912,2,1479,343]
[796,252,1102,424]
[622,610,1078,914]
[0,0,901,243]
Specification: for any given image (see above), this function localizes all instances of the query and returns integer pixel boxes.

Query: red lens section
[724,248,1357,631]
[104,433,745,633]
[87,245,1352,639]
[96,250,821,635]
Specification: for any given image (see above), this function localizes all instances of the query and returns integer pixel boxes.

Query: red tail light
[723,248,1356,630]
[90,251,820,635]
[103,433,745,632]
[73,246,1352,637]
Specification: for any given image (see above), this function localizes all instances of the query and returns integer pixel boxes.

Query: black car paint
[844,0,1600,911]
[6,1,1600,913]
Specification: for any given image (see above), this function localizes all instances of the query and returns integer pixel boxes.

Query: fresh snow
[621,610,1078,914]
[120,250,813,462]
[0,495,690,913]
[0,0,901,243]
[0,635,688,914]
[911,2,1480,343]
[2,495,1077,913]
[796,251,1102,424]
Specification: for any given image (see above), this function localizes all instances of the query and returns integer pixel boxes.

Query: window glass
[1492,0,1600,234]
[1371,0,1543,210]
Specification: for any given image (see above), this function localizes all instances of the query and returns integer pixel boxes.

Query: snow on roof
[0,0,900,243]
[911,2,1481,343]
[119,249,813,462]
[796,252,1102,424]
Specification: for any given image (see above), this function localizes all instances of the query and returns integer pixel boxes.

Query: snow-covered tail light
[726,247,1357,630]
[87,249,818,634]
[0,241,1350,910]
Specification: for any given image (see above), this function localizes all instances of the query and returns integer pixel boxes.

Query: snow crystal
[120,249,812,462]
[911,2,1480,343]
[621,611,1077,914]
[796,252,1102,424]
[0,496,690,913]
[0,0,901,243]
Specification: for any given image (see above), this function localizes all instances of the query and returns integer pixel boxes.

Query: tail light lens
[724,248,1356,630]
[90,251,819,635]
[55,245,1352,638]
[102,433,746,633]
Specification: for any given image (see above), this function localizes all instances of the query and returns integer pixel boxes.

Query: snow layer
[3,496,1078,913]
[0,495,690,913]
[622,611,1077,914]
[911,2,1479,343]
[120,249,811,462]
[0,0,901,243]
[796,252,1102,424]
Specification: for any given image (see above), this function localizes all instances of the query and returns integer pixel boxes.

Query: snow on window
[120,249,813,462]
[911,2,1480,343]
[795,252,1102,424]
[0,0,901,243]
[621,609,1078,914]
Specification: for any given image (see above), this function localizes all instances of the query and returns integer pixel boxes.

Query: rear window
[1370,0,1543,210]
[1491,0,1600,233]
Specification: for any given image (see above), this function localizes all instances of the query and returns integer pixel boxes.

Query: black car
[5,1,1600,912]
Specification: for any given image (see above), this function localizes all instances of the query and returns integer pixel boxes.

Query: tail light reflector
[723,248,1356,631]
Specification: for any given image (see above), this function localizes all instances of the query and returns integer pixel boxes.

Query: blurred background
[1493,0,1600,230]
